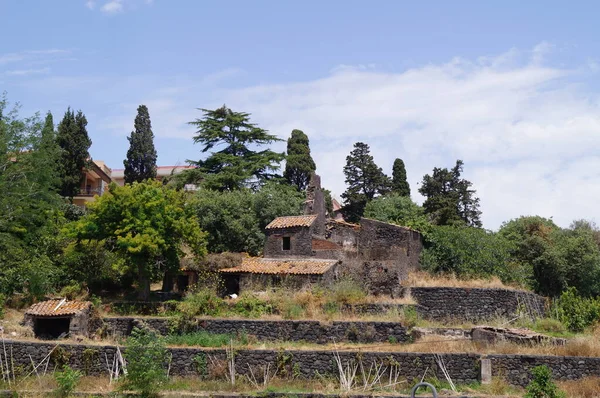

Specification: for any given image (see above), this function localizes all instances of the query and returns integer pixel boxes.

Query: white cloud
[101,0,124,13]
[4,68,50,76]
[85,0,96,10]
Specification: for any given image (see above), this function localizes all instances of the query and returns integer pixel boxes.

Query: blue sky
[1,0,600,229]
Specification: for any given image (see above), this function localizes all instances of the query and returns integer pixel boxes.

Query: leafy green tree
[253,181,305,230]
[419,160,481,227]
[124,105,157,184]
[341,142,391,223]
[0,94,63,298]
[421,225,523,284]
[56,108,92,199]
[284,129,316,191]
[188,105,284,191]
[123,327,168,397]
[524,365,565,398]
[67,181,207,299]
[391,158,410,197]
[363,193,430,232]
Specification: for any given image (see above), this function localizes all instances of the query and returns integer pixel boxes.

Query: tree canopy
[284,129,316,191]
[124,105,157,184]
[418,160,482,227]
[363,193,430,232]
[341,142,391,223]
[188,105,284,191]
[56,108,92,199]
[67,181,207,299]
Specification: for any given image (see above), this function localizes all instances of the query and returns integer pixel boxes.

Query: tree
[123,327,168,396]
[188,105,284,191]
[284,129,316,191]
[124,105,157,184]
[391,158,410,197]
[419,160,482,227]
[67,181,207,299]
[524,365,565,398]
[363,193,430,232]
[341,142,391,223]
[252,181,305,230]
[56,108,92,199]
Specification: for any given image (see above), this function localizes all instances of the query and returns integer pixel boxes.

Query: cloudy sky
[1,1,599,229]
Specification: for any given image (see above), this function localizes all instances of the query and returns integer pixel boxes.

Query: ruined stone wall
[238,272,326,292]
[264,226,313,257]
[103,317,409,343]
[324,220,360,249]
[408,287,547,321]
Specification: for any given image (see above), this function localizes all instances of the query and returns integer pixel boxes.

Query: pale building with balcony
[72,160,113,207]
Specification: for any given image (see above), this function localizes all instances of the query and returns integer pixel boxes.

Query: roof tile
[220,257,337,275]
[265,215,317,229]
[25,300,92,317]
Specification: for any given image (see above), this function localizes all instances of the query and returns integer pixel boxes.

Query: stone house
[220,174,423,297]
[22,299,97,339]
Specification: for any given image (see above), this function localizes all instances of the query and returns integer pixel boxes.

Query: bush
[123,327,168,397]
[524,365,565,398]
[0,293,5,319]
[231,293,274,318]
[177,287,225,317]
[54,364,82,398]
[534,318,567,335]
[552,287,600,333]
[330,279,366,305]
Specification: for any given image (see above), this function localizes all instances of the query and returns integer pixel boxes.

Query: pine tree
[124,105,157,184]
[56,108,92,199]
[418,160,482,227]
[341,142,391,223]
[391,158,410,197]
[284,129,316,191]
[188,105,284,191]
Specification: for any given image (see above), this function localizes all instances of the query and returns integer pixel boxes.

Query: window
[282,236,291,251]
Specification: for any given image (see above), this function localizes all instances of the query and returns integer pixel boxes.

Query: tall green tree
[364,193,430,232]
[56,108,92,199]
[341,142,391,223]
[188,105,284,191]
[124,105,157,184]
[391,158,410,197]
[418,160,482,227]
[284,129,316,191]
[67,181,207,299]
[0,94,62,298]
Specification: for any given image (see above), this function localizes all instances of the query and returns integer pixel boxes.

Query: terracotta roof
[265,215,317,229]
[25,300,92,317]
[220,257,337,275]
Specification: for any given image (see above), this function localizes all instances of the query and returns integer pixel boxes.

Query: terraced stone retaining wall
[407,287,547,321]
[103,317,410,343]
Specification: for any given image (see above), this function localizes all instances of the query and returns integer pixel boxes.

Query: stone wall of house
[407,287,547,321]
[264,226,314,257]
[102,317,409,343]
[9,339,600,386]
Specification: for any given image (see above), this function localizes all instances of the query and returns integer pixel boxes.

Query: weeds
[53,365,82,398]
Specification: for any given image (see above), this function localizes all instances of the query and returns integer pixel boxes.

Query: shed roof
[25,300,92,317]
[265,215,317,229]
[220,257,337,275]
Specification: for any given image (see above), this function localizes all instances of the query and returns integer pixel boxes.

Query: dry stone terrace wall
[407,287,547,321]
[103,317,410,343]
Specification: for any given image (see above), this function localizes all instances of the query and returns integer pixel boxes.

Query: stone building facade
[220,174,423,297]
[22,299,99,339]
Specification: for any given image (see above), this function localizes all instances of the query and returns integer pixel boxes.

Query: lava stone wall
[408,287,547,321]
[264,225,314,257]
[102,317,410,343]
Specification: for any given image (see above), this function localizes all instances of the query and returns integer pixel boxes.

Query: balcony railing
[76,187,104,197]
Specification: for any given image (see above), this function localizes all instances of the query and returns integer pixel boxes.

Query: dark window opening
[282,236,291,251]
[223,274,240,296]
[33,317,71,339]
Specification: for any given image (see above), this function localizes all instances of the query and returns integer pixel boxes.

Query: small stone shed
[264,215,318,257]
[23,299,95,339]
[220,257,339,295]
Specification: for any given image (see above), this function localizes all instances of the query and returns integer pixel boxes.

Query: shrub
[231,293,274,318]
[123,327,168,397]
[553,287,600,332]
[524,365,565,398]
[0,293,5,319]
[330,279,366,305]
[54,364,82,398]
[534,318,567,335]
[177,287,225,317]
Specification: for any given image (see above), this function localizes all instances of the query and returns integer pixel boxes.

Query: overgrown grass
[163,330,248,347]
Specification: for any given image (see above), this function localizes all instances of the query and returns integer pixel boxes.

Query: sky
[1,0,600,229]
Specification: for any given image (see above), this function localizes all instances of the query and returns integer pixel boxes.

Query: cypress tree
[284,129,316,191]
[391,158,410,197]
[56,108,92,199]
[341,142,391,222]
[124,105,158,184]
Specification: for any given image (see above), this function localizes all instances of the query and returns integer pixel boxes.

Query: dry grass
[403,271,529,291]
[558,377,600,398]
[0,308,34,339]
